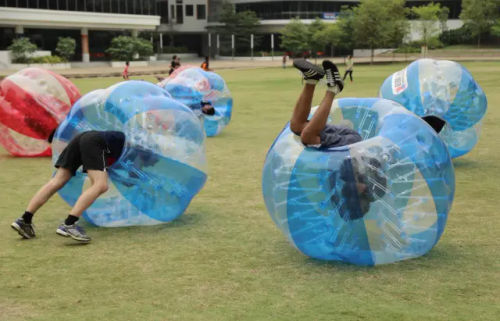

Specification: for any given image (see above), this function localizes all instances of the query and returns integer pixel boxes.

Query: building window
[171,4,175,18]
[185,4,193,17]
[176,4,183,24]
[196,4,206,20]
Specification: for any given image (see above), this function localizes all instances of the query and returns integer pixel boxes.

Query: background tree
[280,18,311,55]
[492,19,500,37]
[352,0,407,63]
[308,18,327,55]
[336,6,356,53]
[217,1,260,54]
[8,37,37,63]
[312,23,342,57]
[55,37,76,61]
[438,6,450,33]
[106,36,153,61]
[411,3,445,52]
[460,0,500,47]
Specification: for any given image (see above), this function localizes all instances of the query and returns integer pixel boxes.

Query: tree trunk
[371,47,374,64]
[477,35,481,48]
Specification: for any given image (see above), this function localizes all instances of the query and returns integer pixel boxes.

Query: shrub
[55,37,76,61]
[29,56,64,63]
[8,38,37,63]
[106,36,154,61]
[440,25,475,45]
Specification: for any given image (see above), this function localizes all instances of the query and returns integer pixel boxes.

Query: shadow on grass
[81,212,204,239]
[452,158,481,169]
[300,243,460,273]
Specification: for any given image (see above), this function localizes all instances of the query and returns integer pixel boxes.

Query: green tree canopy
[352,0,407,63]
[280,18,311,54]
[8,37,37,63]
[460,0,500,47]
[106,36,153,61]
[217,1,260,53]
[411,3,446,48]
[55,37,76,62]
[312,23,342,56]
[492,19,500,37]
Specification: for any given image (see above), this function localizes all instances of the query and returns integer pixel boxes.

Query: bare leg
[69,170,109,217]
[300,91,336,145]
[26,168,72,214]
[290,84,316,135]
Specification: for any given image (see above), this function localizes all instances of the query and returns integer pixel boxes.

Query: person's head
[205,56,209,62]
[347,55,352,59]
[338,156,387,221]
[200,101,215,115]
[125,61,129,66]
[172,55,177,60]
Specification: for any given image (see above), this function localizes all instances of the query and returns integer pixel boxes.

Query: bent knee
[94,182,109,194]
[300,131,320,146]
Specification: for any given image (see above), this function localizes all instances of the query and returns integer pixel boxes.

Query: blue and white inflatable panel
[52,81,207,227]
[380,59,487,158]
[262,98,455,266]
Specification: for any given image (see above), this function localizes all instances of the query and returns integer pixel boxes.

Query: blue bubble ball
[262,98,455,266]
[379,59,487,158]
[159,66,233,137]
[52,81,207,227]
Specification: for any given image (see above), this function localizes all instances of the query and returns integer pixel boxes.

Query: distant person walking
[169,55,181,75]
[122,61,130,80]
[343,55,353,82]
[282,55,287,69]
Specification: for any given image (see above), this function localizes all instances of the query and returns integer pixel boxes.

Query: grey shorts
[318,124,362,149]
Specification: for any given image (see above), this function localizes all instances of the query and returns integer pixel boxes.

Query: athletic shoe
[11,217,36,239]
[293,59,325,81]
[322,60,344,94]
[56,223,91,243]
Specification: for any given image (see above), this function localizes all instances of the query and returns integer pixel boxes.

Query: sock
[65,215,79,226]
[304,79,318,85]
[327,85,341,95]
[22,211,33,224]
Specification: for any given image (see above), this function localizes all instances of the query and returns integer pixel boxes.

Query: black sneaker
[56,223,91,243]
[322,60,344,94]
[293,59,325,81]
[11,217,36,239]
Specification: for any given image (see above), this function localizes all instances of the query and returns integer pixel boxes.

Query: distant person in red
[122,61,130,80]
[282,55,287,69]
[201,56,210,71]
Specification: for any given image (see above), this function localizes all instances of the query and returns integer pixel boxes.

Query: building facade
[0,0,464,62]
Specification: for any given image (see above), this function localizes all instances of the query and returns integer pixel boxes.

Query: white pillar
[160,33,163,49]
[81,28,90,63]
[15,25,24,36]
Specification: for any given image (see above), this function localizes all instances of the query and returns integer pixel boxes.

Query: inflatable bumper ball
[262,98,455,266]
[0,68,80,156]
[52,81,207,227]
[380,59,487,158]
[159,66,232,137]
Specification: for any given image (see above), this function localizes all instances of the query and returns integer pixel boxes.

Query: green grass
[1,62,499,321]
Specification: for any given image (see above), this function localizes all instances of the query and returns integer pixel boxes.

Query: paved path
[1,54,499,79]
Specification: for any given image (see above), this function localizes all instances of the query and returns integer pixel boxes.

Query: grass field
[1,62,499,321]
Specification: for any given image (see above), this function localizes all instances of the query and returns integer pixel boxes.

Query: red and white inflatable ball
[0,68,80,157]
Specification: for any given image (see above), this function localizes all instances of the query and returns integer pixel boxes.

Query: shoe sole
[56,228,91,243]
[11,222,32,239]
[293,60,325,78]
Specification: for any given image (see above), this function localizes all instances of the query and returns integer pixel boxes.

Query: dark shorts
[55,131,108,176]
[319,124,362,149]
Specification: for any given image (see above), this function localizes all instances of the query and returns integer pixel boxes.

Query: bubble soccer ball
[52,81,207,227]
[0,67,81,156]
[379,59,487,158]
[159,66,232,137]
[262,98,455,266]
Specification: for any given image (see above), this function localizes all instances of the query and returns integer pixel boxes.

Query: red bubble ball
[0,68,80,157]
